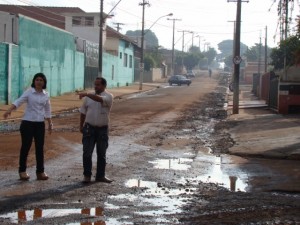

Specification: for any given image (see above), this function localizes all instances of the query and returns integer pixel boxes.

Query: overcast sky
[0,0,299,51]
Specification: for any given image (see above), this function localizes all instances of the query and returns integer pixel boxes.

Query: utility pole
[98,0,104,77]
[228,20,236,77]
[258,32,262,76]
[114,22,125,32]
[195,35,203,52]
[264,26,268,73]
[168,18,181,75]
[191,32,194,47]
[284,0,288,80]
[178,30,192,52]
[228,0,249,114]
[178,30,185,52]
[138,0,150,90]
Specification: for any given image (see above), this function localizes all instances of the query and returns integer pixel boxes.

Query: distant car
[168,75,191,86]
[186,70,195,78]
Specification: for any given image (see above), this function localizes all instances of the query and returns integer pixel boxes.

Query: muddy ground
[0,73,299,224]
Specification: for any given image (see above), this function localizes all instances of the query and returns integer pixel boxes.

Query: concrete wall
[143,68,163,83]
[0,13,137,103]
[278,82,300,114]
[243,61,265,84]
[101,39,134,88]
[279,66,300,82]
[0,15,85,104]
[0,43,8,104]
[17,16,84,97]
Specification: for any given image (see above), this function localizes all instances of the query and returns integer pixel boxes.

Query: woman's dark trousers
[19,121,45,173]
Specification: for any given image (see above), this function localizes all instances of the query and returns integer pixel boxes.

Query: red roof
[0,5,84,29]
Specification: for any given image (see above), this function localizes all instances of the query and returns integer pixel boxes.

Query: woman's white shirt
[13,88,51,122]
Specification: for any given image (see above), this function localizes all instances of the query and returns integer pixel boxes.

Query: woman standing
[3,73,53,181]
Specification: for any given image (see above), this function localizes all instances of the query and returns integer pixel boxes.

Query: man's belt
[86,123,108,129]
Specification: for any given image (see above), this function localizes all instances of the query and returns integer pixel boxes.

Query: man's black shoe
[95,177,113,183]
[82,176,91,183]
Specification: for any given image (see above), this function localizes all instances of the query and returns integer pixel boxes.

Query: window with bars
[72,16,94,26]
[129,55,133,68]
[124,53,128,67]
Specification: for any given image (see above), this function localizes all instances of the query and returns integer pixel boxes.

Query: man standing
[78,77,113,183]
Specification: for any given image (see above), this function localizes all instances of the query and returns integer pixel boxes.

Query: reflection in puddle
[137,195,188,215]
[196,155,247,192]
[171,155,248,192]
[125,179,157,188]
[151,155,248,192]
[125,178,196,196]
[149,158,193,170]
[0,207,106,224]
[108,193,190,223]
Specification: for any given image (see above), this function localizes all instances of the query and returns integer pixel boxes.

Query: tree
[144,54,156,71]
[270,35,300,70]
[224,55,233,68]
[217,40,248,60]
[295,15,300,64]
[183,53,201,70]
[145,46,164,69]
[203,47,217,66]
[188,46,201,54]
[125,30,159,49]
[243,43,272,62]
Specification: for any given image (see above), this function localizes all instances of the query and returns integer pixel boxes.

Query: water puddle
[125,178,196,196]
[176,155,248,192]
[0,207,106,224]
[149,158,193,170]
[108,192,191,223]
[150,155,248,192]
[198,155,248,192]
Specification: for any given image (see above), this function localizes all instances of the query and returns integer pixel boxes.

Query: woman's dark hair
[31,73,47,89]
[96,77,107,87]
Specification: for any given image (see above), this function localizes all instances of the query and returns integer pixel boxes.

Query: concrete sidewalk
[0,82,163,121]
[227,85,300,160]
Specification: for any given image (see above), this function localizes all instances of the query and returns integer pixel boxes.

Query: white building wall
[64,13,106,45]
[0,11,18,44]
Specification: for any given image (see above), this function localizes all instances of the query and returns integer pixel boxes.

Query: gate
[84,41,99,89]
[269,74,278,110]
[252,73,260,96]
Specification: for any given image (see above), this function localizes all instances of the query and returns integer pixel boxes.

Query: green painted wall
[11,45,20,101]
[102,40,134,88]
[0,43,8,104]
[17,16,84,97]
[1,15,136,104]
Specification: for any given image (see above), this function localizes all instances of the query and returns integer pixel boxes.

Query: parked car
[186,70,195,78]
[168,75,191,86]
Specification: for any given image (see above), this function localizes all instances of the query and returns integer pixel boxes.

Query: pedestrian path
[227,84,268,110]
[227,84,300,160]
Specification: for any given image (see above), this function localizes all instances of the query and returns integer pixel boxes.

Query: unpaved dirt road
[0,73,299,224]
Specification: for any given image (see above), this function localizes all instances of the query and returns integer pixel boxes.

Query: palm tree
[274,0,298,40]
[295,15,300,64]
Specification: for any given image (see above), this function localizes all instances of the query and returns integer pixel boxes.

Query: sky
[0,0,299,52]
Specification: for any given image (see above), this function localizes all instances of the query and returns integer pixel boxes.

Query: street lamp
[203,42,210,52]
[146,13,173,33]
[98,0,120,77]
[139,12,173,90]
[195,35,203,52]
